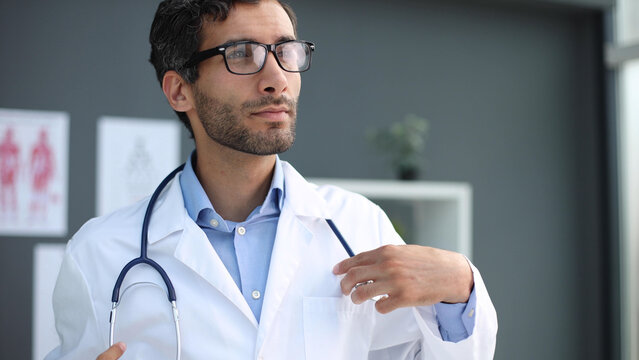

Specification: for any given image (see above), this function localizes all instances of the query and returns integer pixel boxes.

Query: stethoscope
[109,163,355,359]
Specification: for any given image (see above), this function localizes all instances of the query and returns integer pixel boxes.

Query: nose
[257,52,288,95]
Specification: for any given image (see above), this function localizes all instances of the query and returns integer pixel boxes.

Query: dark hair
[149,0,298,137]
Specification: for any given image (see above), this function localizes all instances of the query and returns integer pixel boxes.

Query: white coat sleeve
[369,205,498,359]
[44,247,107,360]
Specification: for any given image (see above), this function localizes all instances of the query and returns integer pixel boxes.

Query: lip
[251,107,291,121]
[253,106,290,113]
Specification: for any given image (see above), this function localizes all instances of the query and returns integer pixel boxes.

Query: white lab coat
[46,161,497,360]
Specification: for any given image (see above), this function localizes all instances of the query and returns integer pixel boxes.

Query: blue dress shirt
[179,152,475,341]
[180,152,283,323]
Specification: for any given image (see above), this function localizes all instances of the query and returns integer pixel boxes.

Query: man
[49,1,497,359]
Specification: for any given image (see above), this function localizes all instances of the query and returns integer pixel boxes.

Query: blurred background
[1,0,638,359]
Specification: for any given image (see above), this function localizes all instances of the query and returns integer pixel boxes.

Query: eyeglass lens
[225,41,311,74]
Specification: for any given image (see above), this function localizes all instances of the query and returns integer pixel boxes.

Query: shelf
[309,178,473,259]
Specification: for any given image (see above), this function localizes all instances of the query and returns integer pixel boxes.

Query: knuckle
[343,268,358,284]
[339,277,351,293]
[342,281,352,293]
[375,298,392,314]
[342,268,361,290]
[379,244,396,258]
[341,258,354,270]
[351,290,363,304]
[382,260,404,279]
[385,258,401,269]
[358,284,372,299]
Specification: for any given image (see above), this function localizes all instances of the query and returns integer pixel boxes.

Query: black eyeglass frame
[183,39,315,75]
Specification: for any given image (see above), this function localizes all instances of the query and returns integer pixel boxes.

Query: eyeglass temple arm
[183,47,225,69]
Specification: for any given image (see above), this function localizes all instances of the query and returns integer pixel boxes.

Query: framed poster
[97,116,181,216]
[32,243,66,359]
[0,108,69,237]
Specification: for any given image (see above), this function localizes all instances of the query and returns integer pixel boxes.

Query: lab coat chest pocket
[303,296,375,360]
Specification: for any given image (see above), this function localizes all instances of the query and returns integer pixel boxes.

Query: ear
[162,70,193,113]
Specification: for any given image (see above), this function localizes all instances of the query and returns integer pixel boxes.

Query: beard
[192,86,297,155]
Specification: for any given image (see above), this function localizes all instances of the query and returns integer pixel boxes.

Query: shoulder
[281,160,382,218]
[313,182,380,215]
[65,196,149,255]
[281,161,398,249]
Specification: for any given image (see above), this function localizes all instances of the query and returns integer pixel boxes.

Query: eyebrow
[221,35,297,45]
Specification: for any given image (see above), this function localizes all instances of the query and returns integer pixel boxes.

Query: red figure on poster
[30,129,55,220]
[0,127,20,220]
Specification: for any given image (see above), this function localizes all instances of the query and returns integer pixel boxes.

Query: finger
[96,342,126,360]
[332,251,374,275]
[333,245,395,275]
[374,294,402,314]
[350,280,391,304]
[339,265,381,295]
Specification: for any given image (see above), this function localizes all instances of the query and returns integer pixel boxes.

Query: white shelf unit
[308,179,473,260]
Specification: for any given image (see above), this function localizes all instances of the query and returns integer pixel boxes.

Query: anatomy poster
[97,116,181,216]
[0,109,69,237]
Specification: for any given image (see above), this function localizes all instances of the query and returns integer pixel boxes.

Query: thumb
[96,342,126,360]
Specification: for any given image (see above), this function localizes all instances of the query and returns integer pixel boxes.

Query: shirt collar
[179,151,284,225]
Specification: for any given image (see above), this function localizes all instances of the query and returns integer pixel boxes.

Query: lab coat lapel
[256,161,331,353]
[148,173,257,327]
[174,218,258,327]
[256,205,312,352]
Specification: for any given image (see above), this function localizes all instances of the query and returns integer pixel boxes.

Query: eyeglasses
[183,40,315,75]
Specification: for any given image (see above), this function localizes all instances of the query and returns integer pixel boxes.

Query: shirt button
[468,308,475,317]
[237,226,246,235]
[251,290,261,300]
[209,219,219,227]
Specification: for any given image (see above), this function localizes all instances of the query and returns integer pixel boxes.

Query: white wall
[615,0,639,358]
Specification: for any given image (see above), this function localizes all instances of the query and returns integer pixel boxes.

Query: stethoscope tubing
[110,163,185,304]
[109,164,185,359]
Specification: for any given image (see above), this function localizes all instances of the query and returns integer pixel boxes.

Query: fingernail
[117,342,127,352]
[332,263,339,274]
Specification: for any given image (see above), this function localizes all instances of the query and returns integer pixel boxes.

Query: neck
[193,140,276,222]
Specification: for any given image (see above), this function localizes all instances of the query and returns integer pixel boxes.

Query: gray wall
[0,0,609,359]
[497,0,614,8]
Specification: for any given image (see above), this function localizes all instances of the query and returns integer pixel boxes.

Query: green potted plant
[367,114,429,180]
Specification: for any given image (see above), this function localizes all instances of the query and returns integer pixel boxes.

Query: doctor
[49,0,497,359]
